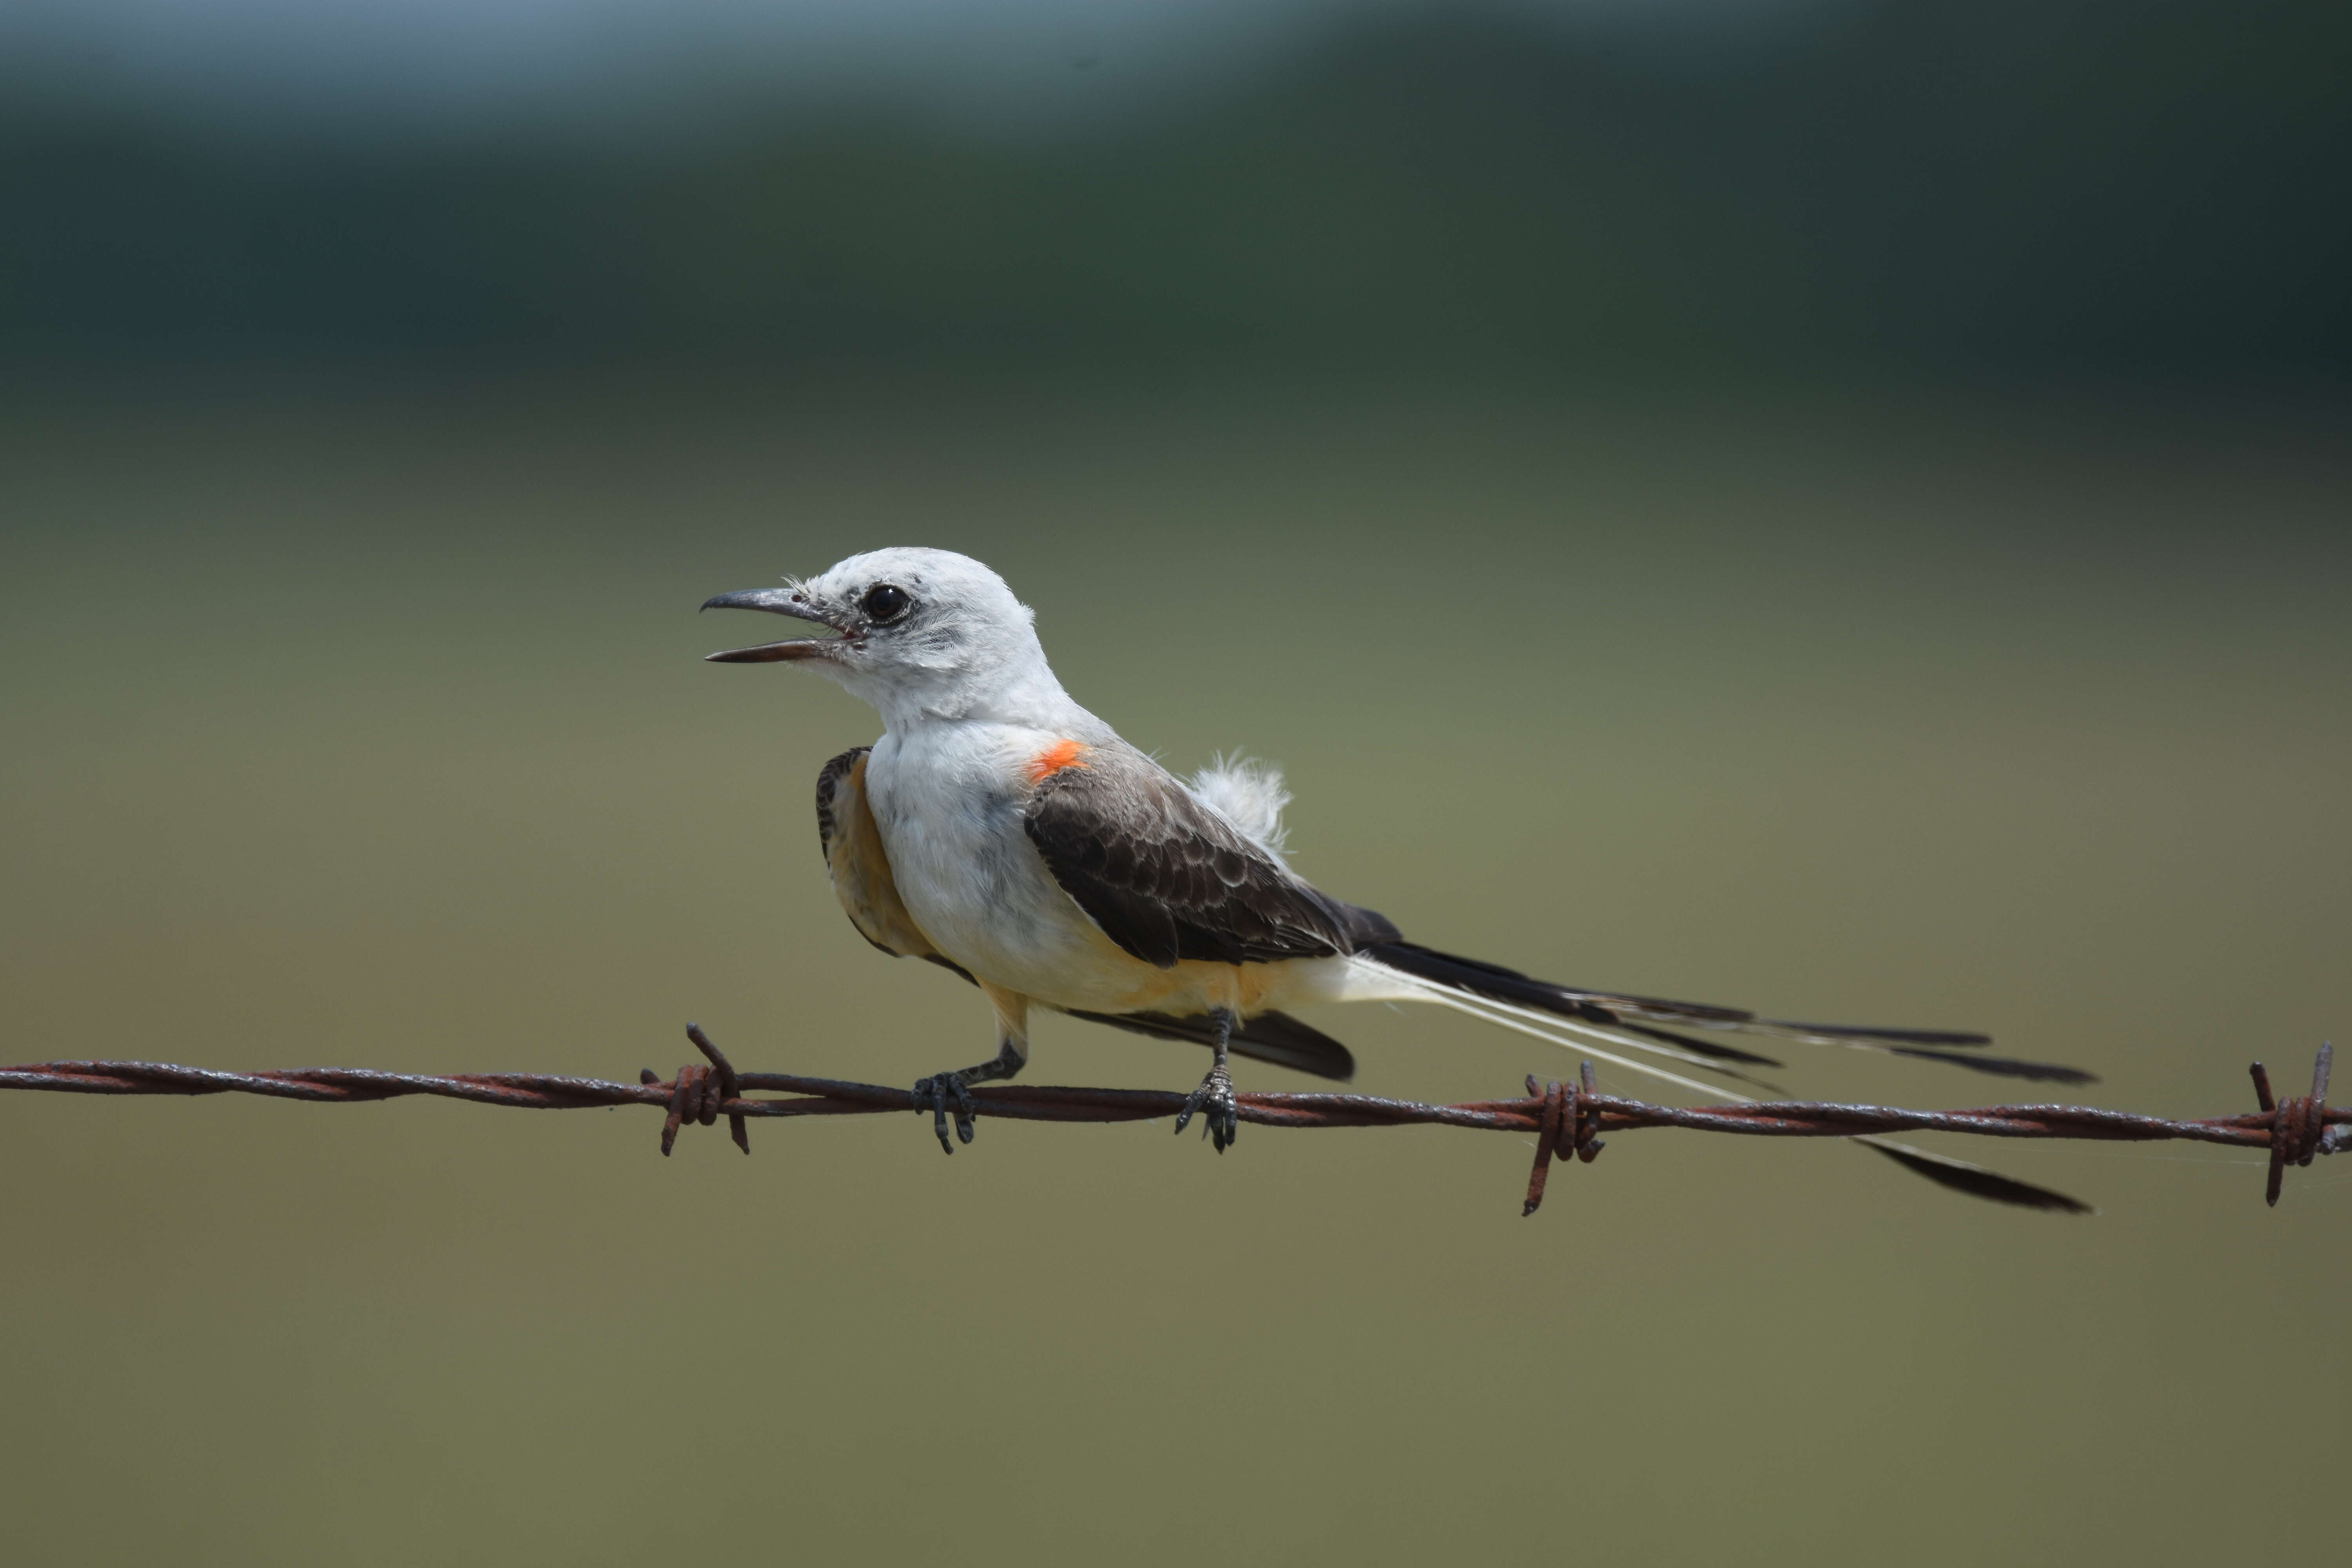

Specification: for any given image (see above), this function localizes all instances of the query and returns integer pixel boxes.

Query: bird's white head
[702,547,1075,729]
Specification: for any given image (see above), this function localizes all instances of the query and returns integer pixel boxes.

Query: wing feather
[1066,1007,1356,1081]
[816,745,942,962]
[1023,749,1397,968]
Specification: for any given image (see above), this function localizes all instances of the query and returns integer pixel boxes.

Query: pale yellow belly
[1043,922,1317,1017]
[929,886,1338,1017]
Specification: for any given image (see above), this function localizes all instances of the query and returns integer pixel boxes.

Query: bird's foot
[1174,1059,1240,1153]
[910,1040,1025,1155]
[913,1069,982,1153]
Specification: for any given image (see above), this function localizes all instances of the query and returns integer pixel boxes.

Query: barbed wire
[1,1029,2336,1214]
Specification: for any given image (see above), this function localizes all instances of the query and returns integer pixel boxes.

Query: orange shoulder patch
[1025,739,1091,784]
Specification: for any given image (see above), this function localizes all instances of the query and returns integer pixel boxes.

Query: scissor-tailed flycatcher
[704,548,2086,1156]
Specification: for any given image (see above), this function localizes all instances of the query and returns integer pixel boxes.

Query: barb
[642,1024,749,1156]
[2251,1041,2334,1207]
[1,1033,2341,1213]
[1520,1062,1605,1217]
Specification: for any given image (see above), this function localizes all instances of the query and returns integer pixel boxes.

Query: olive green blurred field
[2,377,2347,1564]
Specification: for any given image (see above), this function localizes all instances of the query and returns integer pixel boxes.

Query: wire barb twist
[1521,1062,1607,1216]
[1,1037,2341,1212]
[643,1025,750,1157]
[2251,1041,2333,1207]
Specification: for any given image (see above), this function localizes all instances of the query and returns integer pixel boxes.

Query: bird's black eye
[860,583,913,624]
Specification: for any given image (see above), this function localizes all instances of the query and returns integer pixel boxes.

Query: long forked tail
[1350,941,2093,1212]
[1360,941,2095,1086]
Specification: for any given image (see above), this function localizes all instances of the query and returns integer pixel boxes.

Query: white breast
[864,719,1122,1007]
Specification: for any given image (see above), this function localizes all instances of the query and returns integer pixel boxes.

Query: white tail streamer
[1355,958,1754,1102]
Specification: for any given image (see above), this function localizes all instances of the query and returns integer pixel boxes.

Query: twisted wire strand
[2,1036,2338,1209]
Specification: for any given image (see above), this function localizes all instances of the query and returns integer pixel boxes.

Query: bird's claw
[1174,1062,1239,1153]
[914,1071,979,1153]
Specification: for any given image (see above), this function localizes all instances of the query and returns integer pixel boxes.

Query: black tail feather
[1764,1020,1993,1047]
[1865,1142,2092,1213]
[1365,942,1676,1024]
[1364,941,2094,1083]
[1613,1021,1784,1069]
[1367,941,1781,1031]
[1888,1047,2098,1085]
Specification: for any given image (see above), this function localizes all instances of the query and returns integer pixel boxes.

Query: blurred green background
[2,3,2348,1564]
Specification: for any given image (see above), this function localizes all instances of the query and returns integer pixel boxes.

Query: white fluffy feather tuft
[1187,753,1292,861]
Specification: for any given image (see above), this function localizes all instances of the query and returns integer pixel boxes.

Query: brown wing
[1023,747,1399,969]
[816,746,946,962]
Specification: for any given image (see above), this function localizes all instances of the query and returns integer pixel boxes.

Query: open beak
[700,587,846,663]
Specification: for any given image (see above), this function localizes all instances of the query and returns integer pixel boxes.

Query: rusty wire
[0,1029,2338,1213]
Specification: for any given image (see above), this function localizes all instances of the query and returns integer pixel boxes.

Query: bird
[701,547,2090,1191]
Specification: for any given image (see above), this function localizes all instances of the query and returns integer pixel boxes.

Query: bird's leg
[916,987,1030,1154]
[1174,1008,1241,1153]
[914,1037,1024,1154]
